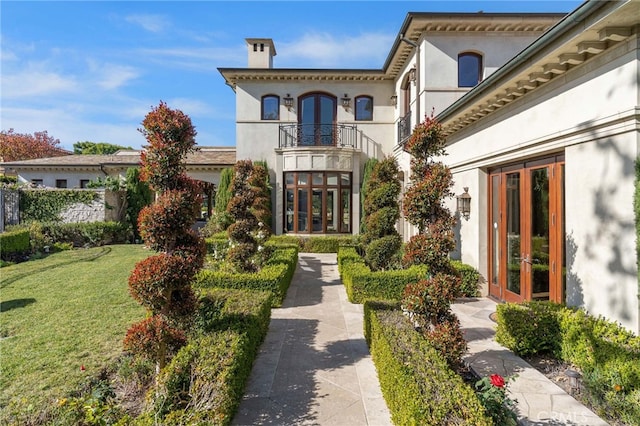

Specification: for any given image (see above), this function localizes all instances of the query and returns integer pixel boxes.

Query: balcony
[279,123,359,149]
[397,111,412,147]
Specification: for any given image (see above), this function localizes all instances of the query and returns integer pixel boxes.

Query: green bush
[496,301,640,423]
[204,235,230,259]
[0,228,30,259]
[364,234,402,271]
[364,301,492,426]
[267,235,357,253]
[194,247,298,306]
[151,287,272,425]
[39,221,133,247]
[451,260,481,297]
[338,247,427,303]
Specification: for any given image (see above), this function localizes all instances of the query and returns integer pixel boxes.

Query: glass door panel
[490,175,501,298]
[506,172,521,298]
[298,189,308,232]
[326,189,338,232]
[530,167,550,300]
[319,95,335,145]
[286,189,294,232]
[300,97,315,146]
[312,189,323,232]
[341,188,350,233]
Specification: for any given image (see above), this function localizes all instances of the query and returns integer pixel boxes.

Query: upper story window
[55,179,67,188]
[354,96,373,121]
[458,52,483,87]
[261,95,280,120]
[80,179,90,188]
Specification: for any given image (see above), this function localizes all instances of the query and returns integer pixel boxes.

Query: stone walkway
[233,253,391,426]
[452,298,608,426]
[233,253,608,425]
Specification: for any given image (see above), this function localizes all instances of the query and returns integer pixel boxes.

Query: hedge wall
[364,301,492,425]
[0,228,30,260]
[268,235,357,253]
[148,288,272,425]
[496,301,640,424]
[193,247,298,307]
[338,247,428,303]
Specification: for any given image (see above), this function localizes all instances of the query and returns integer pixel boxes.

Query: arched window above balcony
[261,94,280,120]
[354,95,373,121]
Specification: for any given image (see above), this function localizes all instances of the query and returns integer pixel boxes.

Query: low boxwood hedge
[145,288,272,425]
[0,228,30,260]
[39,221,132,247]
[268,235,357,253]
[193,247,298,307]
[496,301,640,424]
[338,247,428,303]
[364,300,492,425]
[451,260,481,297]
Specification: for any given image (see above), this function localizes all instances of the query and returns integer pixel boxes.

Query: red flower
[490,374,505,388]
[80,365,86,371]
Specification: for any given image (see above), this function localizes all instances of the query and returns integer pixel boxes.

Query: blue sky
[1,1,583,152]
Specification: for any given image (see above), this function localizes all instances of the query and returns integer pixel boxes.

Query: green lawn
[0,245,151,412]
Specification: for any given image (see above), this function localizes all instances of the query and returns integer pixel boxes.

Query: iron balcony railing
[397,111,412,146]
[279,123,359,149]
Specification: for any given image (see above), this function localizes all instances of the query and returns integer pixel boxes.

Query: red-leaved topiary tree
[123,102,206,377]
[401,115,467,368]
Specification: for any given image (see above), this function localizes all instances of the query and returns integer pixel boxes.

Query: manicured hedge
[39,221,132,247]
[364,301,492,425]
[451,260,481,297]
[0,228,30,259]
[204,235,230,259]
[268,235,357,253]
[193,247,298,306]
[496,301,640,424]
[338,246,428,303]
[147,288,272,425]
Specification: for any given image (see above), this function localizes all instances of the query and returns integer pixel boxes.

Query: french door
[299,93,336,146]
[489,155,565,303]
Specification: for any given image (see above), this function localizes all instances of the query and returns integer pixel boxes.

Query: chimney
[246,38,276,69]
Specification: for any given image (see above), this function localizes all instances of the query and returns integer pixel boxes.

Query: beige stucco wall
[444,35,640,332]
[17,170,105,188]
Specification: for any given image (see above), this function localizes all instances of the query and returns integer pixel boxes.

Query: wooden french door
[299,93,336,146]
[489,155,565,303]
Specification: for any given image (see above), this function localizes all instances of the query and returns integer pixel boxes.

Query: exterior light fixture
[390,94,398,107]
[341,94,351,109]
[409,67,417,84]
[283,94,294,110]
[456,187,471,220]
[565,369,582,394]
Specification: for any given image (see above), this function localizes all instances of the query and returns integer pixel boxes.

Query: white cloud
[96,64,140,90]
[125,14,170,33]
[1,70,78,98]
[278,32,395,68]
[136,46,245,71]
[166,98,214,117]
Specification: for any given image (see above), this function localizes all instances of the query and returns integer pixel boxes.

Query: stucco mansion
[3,0,639,333]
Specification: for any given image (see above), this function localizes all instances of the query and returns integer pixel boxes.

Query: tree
[0,129,68,162]
[123,102,205,377]
[124,167,153,241]
[362,157,402,271]
[73,141,132,155]
[401,115,466,368]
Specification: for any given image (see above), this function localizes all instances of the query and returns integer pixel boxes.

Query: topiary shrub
[124,102,205,376]
[451,260,481,297]
[400,115,464,367]
[362,157,401,270]
[0,228,30,260]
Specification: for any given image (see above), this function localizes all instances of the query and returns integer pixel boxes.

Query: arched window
[354,95,373,121]
[458,52,483,88]
[261,95,280,120]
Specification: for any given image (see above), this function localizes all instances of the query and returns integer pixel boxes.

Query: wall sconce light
[341,93,351,109]
[456,187,471,220]
[283,94,294,110]
[409,67,417,85]
[390,94,398,107]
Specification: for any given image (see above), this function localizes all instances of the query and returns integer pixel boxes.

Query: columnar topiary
[360,157,379,233]
[226,160,260,272]
[362,157,402,270]
[401,115,466,367]
[123,102,206,376]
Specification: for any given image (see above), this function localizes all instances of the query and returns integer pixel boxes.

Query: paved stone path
[452,298,608,426]
[233,253,392,426]
[233,253,608,425]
